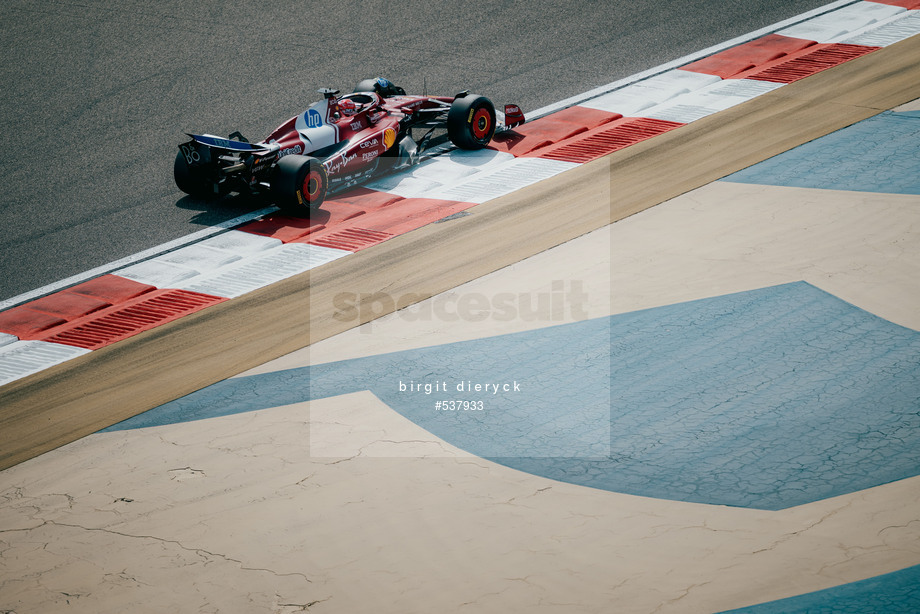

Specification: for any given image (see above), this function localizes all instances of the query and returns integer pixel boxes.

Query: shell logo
[383,128,397,149]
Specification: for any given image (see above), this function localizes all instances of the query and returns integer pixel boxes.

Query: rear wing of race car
[185,133,274,154]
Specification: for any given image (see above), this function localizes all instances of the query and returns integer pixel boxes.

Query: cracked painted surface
[725,109,920,194]
[1,396,919,613]
[103,282,920,510]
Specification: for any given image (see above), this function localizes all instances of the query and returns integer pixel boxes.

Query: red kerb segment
[0,275,156,339]
[323,188,403,209]
[238,189,404,243]
[0,308,67,338]
[353,198,475,236]
[530,117,685,163]
[307,227,395,251]
[871,0,920,8]
[38,289,226,350]
[296,197,475,251]
[681,34,818,78]
[66,275,156,304]
[17,293,108,320]
[738,43,881,84]
[490,106,622,156]
[239,215,326,242]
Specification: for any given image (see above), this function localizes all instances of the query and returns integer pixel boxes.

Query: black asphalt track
[0,0,833,301]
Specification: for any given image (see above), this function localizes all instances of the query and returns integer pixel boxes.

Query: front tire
[447,95,496,150]
[272,155,327,215]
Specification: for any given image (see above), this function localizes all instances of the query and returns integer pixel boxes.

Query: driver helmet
[374,78,405,96]
[338,98,358,116]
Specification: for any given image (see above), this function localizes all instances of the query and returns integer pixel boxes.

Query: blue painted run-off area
[724,110,920,194]
[720,563,920,613]
[105,282,920,511]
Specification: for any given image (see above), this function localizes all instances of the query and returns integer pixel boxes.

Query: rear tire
[447,95,496,150]
[174,150,216,199]
[272,155,327,215]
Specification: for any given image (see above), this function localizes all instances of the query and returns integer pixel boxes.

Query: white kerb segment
[778,1,906,42]
[434,157,579,203]
[642,79,786,123]
[115,231,282,290]
[177,243,350,299]
[579,70,722,116]
[0,340,91,387]
[844,10,920,46]
[365,149,515,199]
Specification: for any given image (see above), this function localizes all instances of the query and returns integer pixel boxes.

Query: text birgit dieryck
[398,380,521,395]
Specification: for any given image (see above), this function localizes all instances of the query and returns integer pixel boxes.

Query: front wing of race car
[502,104,525,129]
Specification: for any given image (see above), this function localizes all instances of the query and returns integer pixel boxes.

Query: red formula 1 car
[174,78,524,214]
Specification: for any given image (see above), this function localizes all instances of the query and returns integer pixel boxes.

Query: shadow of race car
[174,78,525,215]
